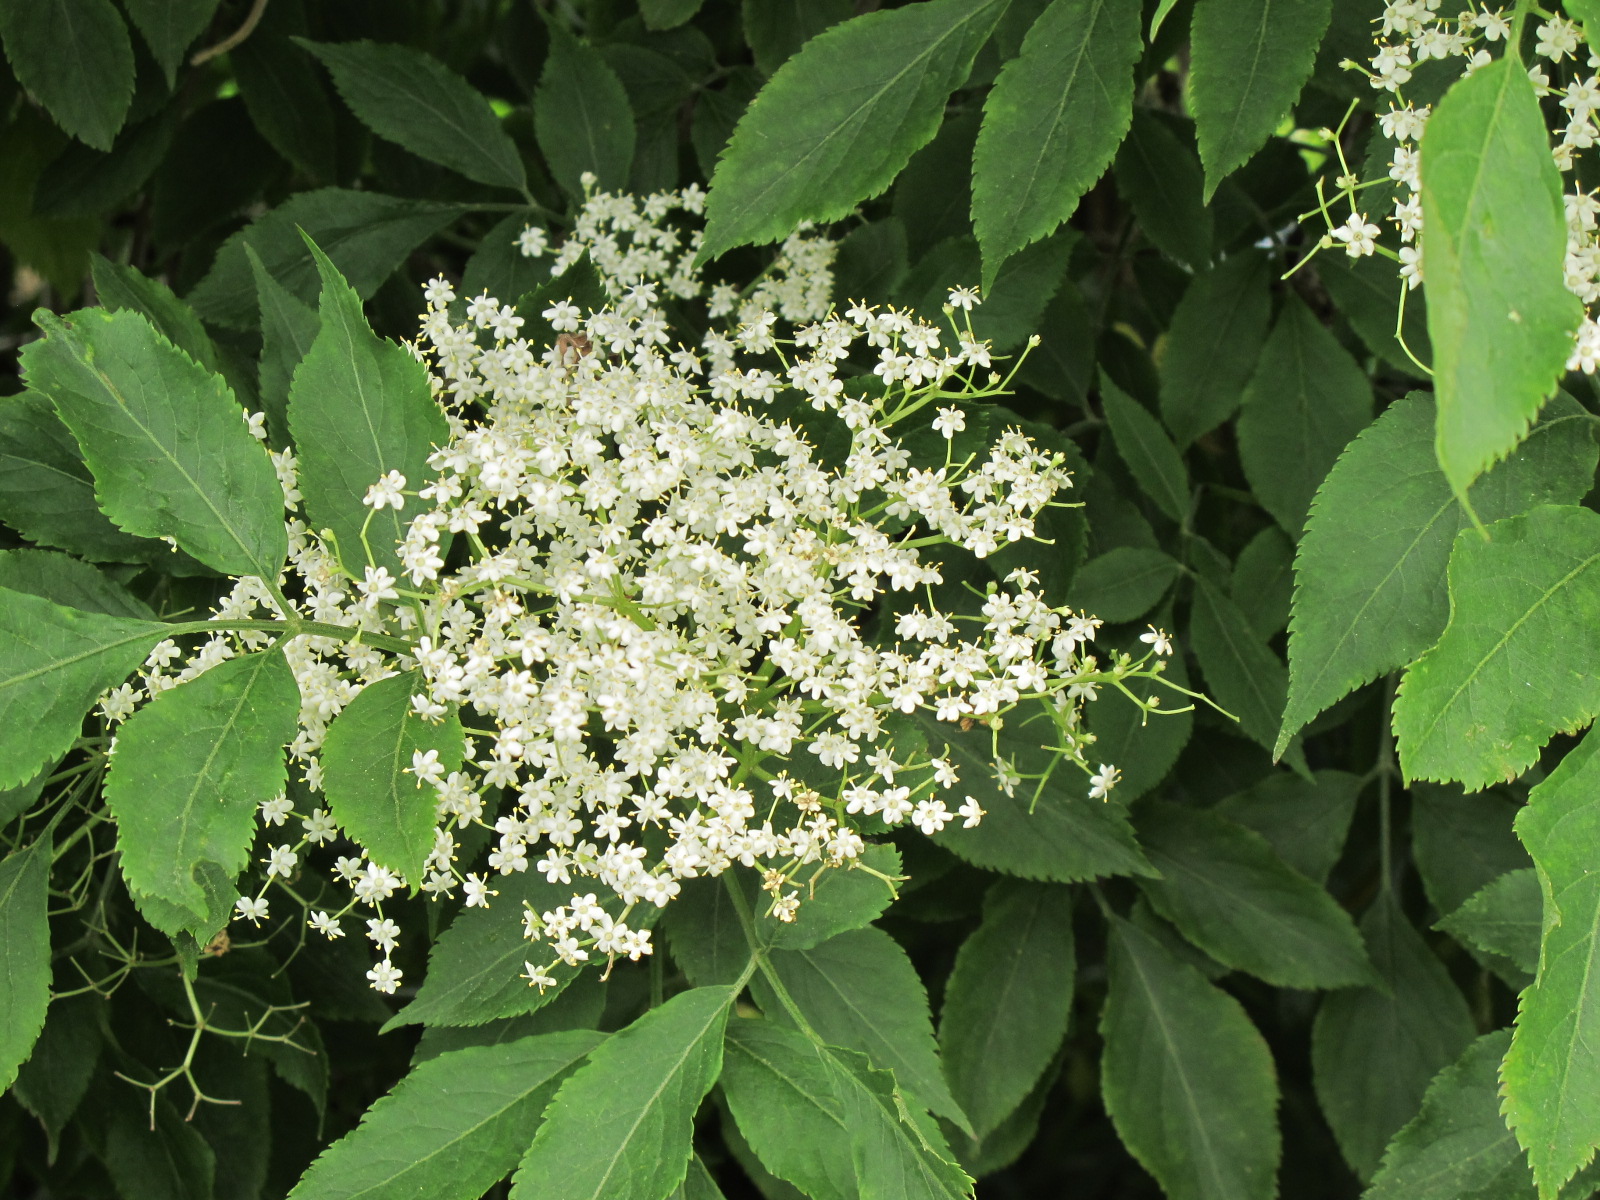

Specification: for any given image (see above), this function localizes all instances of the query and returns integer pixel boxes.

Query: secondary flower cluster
[1314,3,1600,371]
[105,184,1181,993]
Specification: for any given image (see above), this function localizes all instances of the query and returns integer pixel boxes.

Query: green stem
[722,873,824,1044]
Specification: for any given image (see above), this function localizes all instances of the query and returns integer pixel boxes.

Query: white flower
[1331,213,1380,258]
[366,917,400,952]
[366,960,403,994]
[517,226,549,258]
[244,410,268,441]
[303,808,339,844]
[1139,626,1174,656]
[264,844,298,879]
[932,407,966,439]
[234,896,270,924]
[363,470,408,511]
[358,565,400,602]
[946,286,980,311]
[957,796,985,828]
[463,873,497,908]
[309,910,344,939]
[259,794,293,826]
[1088,764,1121,800]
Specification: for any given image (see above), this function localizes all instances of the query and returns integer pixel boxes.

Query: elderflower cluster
[104,183,1183,993]
[1312,4,1600,370]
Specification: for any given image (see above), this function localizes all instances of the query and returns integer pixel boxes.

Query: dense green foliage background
[4,0,1600,1198]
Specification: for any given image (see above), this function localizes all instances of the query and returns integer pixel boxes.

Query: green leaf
[1229,528,1294,641]
[534,19,636,198]
[771,843,903,951]
[90,253,220,375]
[1420,56,1582,497]
[1437,868,1540,976]
[0,548,153,619]
[22,308,286,580]
[1393,505,1600,789]
[1083,630,1194,802]
[1412,782,1531,915]
[321,672,462,883]
[187,189,464,329]
[413,973,607,1061]
[288,242,448,580]
[1191,576,1305,770]
[391,869,611,1029]
[461,213,552,313]
[641,0,704,30]
[107,650,297,933]
[300,39,527,192]
[741,0,853,75]
[672,1158,727,1200]
[247,245,319,450]
[756,926,969,1133]
[105,1089,216,1200]
[288,1031,603,1200]
[1213,769,1361,885]
[721,1019,857,1200]
[1100,374,1189,523]
[916,711,1155,883]
[0,831,51,1092]
[702,0,1007,261]
[1066,547,1180,624]
[1190,0,1331,198]
[510,986,735,1200]
[1236,296,1373,538]
[0,586,166,789]
[0,0,134,150]
[13,992,100,1152]
[822,1044,975,1199]
[0,390,173,566]
[899,229,1074,353]
[1280,392,1596,754]
[1313,891,1475,1180]
[232,21,338,182]
[1114,110,1213,271]
[120,0,218,86]
[1100,914,1281,1200]
[939,881,1075,1140]
[1505,729,1600,1196]
[1158,251,1272,446]
[1366,1030,1533,1200]
[971,0,1142,287]
[662,877,754,989]
[1135,802,1375,988]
